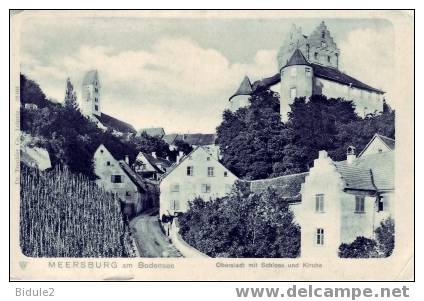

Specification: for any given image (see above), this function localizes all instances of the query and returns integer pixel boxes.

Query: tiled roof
[182,133,216,146]
[137,127,165,138]
[82,70,99,86]
[162,134,179,145]
[96,113,136,134]
[162,133,216,146]
[311,63,384,94]
[141,152,173,173]
[334,151,394,191]
[119,160,148,192]
[249,172,309,202]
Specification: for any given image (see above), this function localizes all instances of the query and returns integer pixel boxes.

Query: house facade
[293,139,394,258]
[133,151,173,181]
[93,144,150,216]
[159,146,238,218]
[229,21,385,122]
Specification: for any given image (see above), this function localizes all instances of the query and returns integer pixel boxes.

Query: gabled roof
[160,146,236,182]
[82,70,99,86]
[334,151,394,192]
[138,152,173,173]
[311,63,384,94]
[119,160,148,192]
[137,127,165,138]
[96,113,136,134]
[162,133,179,145]
[285,48,309,67]
[249,172,309,202]
[358,133,395,157]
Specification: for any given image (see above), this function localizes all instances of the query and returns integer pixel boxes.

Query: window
[315,194,324,213]
[100,149,104,154]
[290,87,297,99]
[95,88,98,93]
[94,105,99,111]
[378,197,384,212]
[314,52,318,59]
[170,200,180,211]
[201,184,211,193]
[187,166,194,176]
[106,161,111,166]
[95,97,98,102]
[224,171,228,177]
[321,31,325,39]
[321,41,326,48]
[125,191,131,197]
[290,68,297,77]
[355,196,365,213]
[305,67,312,77]
[327,56,331,63]
[171,184,180,192]
[207,167,215,177]
[111,175,122,183]
[206,157,211,161]
[316,228,324,245]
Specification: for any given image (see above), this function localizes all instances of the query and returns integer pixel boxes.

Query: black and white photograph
[9,10,414,281]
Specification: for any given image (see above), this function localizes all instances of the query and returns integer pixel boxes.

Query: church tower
[306,21,340,69]
[80,70,101,118]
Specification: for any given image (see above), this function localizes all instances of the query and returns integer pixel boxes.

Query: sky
[20,14,394,134]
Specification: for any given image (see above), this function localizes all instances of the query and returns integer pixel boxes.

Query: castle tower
[277,24,308,70]
[306,21,340,69]
[279,49,313,122]
[80,70,101,118]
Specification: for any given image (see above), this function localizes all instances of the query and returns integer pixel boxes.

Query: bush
[338,217,395,258]
[178,182,300,258]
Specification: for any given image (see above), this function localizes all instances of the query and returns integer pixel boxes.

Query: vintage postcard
[10,10,414,281]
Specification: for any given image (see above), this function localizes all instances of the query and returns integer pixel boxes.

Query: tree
[217,89,290,179]
[178,182,300,258]
[338,217,395,258]
[130,132,171,159]
[64,77,78,110]
[375,217,395,257]
[20,73,50,108]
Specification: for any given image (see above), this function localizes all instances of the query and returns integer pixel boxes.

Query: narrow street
[129,208,182,258]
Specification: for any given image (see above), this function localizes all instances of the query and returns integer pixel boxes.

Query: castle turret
[80,70,101,117]
[280,49,313,122]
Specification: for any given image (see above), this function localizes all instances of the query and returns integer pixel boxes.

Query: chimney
[177,151,184,163]
[346,146,356,164]
[151,152,157,159]
[124,155,129,165]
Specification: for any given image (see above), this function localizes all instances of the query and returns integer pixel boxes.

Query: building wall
[280,65,313,122]
[360,138,392,157]
[229,95,250,112]
[94,145,143,214]
[159,147,238,218]
[296,151,344,258]
[314,77,384,117]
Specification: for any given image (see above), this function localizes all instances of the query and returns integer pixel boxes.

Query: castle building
[230,21,385,122]
[79,70,136,137]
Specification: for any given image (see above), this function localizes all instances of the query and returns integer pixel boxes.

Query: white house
[93,144,151,216]
[293,137,395,258]
[159,146,238,218]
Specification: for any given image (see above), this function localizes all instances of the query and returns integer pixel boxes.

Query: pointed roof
[82,70,99,86]
[229,76,252,101]
[284,49,309,68]
[358,133,395,157]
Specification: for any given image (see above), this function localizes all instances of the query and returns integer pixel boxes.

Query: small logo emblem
[19,261,28,270]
